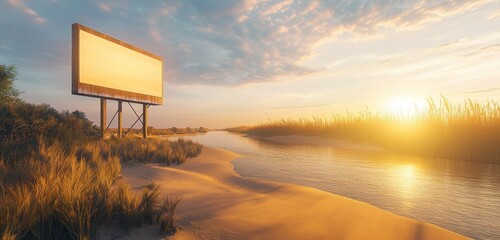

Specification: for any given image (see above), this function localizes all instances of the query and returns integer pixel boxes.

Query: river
[168,131,500,239]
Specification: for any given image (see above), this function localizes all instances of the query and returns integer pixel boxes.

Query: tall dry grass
[77,137,203,165]
[237,97,500,163]
[108,127,208,136]
[0,137,202,240]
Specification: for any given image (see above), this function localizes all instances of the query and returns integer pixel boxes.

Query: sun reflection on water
[396,165,417,195]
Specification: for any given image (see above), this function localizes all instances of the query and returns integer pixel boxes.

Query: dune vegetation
[230,97,500,163]
[0,64,202,239]
[78,137,203,165]
[110,126,208,137]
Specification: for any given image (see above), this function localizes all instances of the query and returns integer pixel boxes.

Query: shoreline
[247,134,387,152]
[100,146,466,240]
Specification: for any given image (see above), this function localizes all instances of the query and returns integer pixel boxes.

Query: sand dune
[99,147,467,240]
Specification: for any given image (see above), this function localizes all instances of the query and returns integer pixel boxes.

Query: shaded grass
[159,196,182,235]
[112,184,182,234]
[234,97,500,163]
[0,137,202,239]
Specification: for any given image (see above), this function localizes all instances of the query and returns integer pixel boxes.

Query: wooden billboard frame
[72,23,163,105]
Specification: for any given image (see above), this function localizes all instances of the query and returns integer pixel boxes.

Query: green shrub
[0,64,20,103]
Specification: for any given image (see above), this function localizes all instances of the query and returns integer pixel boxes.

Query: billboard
[72,23,163,105]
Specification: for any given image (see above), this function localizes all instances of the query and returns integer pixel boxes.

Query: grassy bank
[230,97,500,163]
[107,127,208,137]
[79,137,203,165]
[0,137,201,240]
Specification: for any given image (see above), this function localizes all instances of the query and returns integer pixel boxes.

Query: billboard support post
[100,98,106,139]
[118,101,122,138]
[143,104,148,139]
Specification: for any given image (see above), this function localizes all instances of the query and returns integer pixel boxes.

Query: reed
[236,97,500,163]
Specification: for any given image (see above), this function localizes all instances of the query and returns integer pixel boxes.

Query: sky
[1,0,499,128]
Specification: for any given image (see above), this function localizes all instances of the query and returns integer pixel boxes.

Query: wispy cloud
[462,88,500,94]
[7,0,46,25]
[261,0,293,16]
[488,8,500,19]
[96,2,112,12]
[328,31,500,77]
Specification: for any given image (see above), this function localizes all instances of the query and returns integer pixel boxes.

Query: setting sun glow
[386,97,423,116]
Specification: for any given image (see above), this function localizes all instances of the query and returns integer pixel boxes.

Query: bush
[0,64,20,103]
[0,102,99,161]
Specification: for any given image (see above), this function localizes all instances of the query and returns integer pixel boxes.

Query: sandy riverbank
[99,146,466,240]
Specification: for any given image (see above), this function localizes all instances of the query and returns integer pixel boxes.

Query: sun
[386,97,422,116]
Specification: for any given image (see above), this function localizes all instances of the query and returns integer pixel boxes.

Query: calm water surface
[169,131,500,239]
